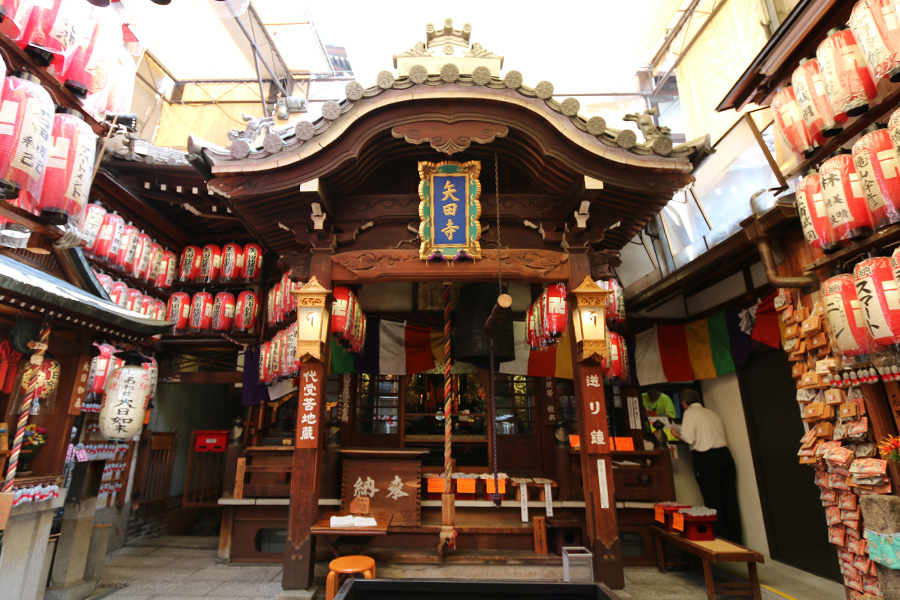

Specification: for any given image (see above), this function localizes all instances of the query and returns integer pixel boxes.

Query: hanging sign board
[417,161,482,260]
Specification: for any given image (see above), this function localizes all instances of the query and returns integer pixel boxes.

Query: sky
[308,0,683,93]
[130,0,683,95]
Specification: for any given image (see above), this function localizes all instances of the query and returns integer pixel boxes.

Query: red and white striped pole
[444,284,453,493]
[3,323,51,492]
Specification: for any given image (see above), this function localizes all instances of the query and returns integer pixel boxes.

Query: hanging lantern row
[178,243,263,284]
[795,103,900,255]
[83,206,177,289]
[820,248,900,384]
[774,0,900,157]
[525,284,568,351]
[257,323,302,384]
[92,269,168,322]
[331,286,367,353]
[166,289,258,334]
[1,1,144,120]
[265,271,302,327]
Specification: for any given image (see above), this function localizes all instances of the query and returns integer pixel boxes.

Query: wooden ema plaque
[341,458,421,526]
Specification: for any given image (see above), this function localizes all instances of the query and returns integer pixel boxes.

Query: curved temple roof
[192,19,711,179]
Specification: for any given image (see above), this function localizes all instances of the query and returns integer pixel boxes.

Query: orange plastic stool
[325,555,376,600]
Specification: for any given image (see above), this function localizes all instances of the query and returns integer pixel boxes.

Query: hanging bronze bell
[454,283,515,365]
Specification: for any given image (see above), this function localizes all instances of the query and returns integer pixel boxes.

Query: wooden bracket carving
[278,251,312,281]
[587,249,622,280]
[392,121,509,155]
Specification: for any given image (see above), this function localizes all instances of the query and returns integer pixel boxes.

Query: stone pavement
[89,536,846,600]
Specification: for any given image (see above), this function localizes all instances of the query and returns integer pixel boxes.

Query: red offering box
[424,477,445,500]
[681,513,718,541]
[455,478,477,500]
[194,430,228,452]
[654,503,691,532]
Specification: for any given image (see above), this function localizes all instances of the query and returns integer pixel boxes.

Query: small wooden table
[311,512,393,558]
[650,525,764,600]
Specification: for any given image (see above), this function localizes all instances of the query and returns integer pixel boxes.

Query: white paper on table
[330,515,355,527]
[329,515,378,527]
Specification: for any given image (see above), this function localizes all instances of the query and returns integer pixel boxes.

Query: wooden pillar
[567,252,624,589]
[282,249,331,591]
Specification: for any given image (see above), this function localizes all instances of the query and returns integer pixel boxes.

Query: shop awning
[0,255,174,339]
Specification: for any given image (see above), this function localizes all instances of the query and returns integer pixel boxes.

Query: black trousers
[692,446,743,544]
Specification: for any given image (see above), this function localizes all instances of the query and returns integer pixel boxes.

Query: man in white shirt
[672,389,742,544]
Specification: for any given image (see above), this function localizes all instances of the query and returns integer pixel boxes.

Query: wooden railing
[134,431,177,507]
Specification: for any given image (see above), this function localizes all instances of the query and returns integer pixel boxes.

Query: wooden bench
[650,525,764,600]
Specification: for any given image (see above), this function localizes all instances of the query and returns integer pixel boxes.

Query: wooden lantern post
[567,253,624,588]
[283,250,331,591]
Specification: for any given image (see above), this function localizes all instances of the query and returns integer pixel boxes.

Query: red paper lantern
[270,330,283,381]
[57,5,100,98]
[821,150,873,241]
[94,212,125,263]
[87,343,116,396]
[541,284,567,340]
[220,243,241,282]
[823,274,873,357]
[81,203,106,252]
[282,273,299,316]
[124,287,142,313]
[37,108,96,226]
[18,0,79,68]
[178,246,201,282]
[0,72,53,208]
[147,242,164,284]
[189,291,213,332]
[854,257,900,345]
[792,58,846,140]
[272,281,284,324]
[132,232,152,280]
[526,303,541,351]
[241,243,263,281]
[116,224,140,272]
[349,300,363,352]
[602,279,625,324]
[108,281,127,307]
[156,250,177,290]
[796,172,840,252]
[332,287,352,337]
[352,315,367,354]
[772,85,816,156]
[199,243,221,283]
[817,26,878,117]
[93,271,112,295]
[138,294,154,317]
[266,287,277,327]
[212,291,236,332]
[234,290,259,332]
[849,0,900,85]
[852,124,900,230]
[282,325,298,377]
[606,332,628,380]
[166,292,190,332]
[0,0,33,40]
[99,362,152,440]
[258,341,270,383]
[153,299,167,322]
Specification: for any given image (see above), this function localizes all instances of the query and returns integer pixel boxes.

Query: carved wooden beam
[331,249,570,283]
[391,120,509,155]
